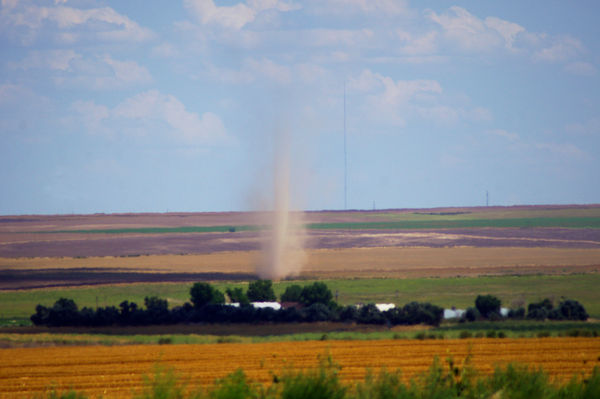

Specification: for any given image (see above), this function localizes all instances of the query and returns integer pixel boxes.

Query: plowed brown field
[1,338,598,398]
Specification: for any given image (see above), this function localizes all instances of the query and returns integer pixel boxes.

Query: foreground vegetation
[16,355,600,399]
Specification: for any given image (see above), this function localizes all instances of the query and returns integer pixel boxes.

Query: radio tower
[344,81,347,210]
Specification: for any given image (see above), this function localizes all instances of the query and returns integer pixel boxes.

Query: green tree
[190,282,225,308]
[475,295,501,319]
[247,280,276,302]
[280,284,303,302]
[226,287,250,306]
[300,282,333,307]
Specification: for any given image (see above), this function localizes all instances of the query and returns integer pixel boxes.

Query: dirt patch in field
[0,268,256,290]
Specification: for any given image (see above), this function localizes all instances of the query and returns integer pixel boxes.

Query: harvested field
[1,228,599,258]
[1,247,599,289]
[0,338,598,398]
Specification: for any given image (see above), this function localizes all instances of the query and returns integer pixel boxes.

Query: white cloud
[244,58,292,84]
[484,16,525,51]
[100,56,152,86]
[17,52,153,90]
[427,6,504,52]
[113,90,232,145]
[427,6,586,66]
[347,69,492,128]
[151,43,180,58]
[532,36,584,62]
[1,2,154,45]
[349,69,441,104]
[203,57,326,86]
[306,0,410,16]
[396,30,438,55]
[303,28,375,48]
[14,49,80,71]
[184,0,299,30]
[0,83,49,107]
[70,100,109,132]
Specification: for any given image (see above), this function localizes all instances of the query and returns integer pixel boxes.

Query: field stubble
[1,247,600,281]
[0,338,598,398]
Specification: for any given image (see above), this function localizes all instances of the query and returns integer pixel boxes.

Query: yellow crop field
[0,338,598,398]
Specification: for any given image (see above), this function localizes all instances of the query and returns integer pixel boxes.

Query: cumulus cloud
[184,0,299,30]
[203,57,326,86]
[75,90,231,145]
[349,69,441,103]
[347,69,492,128]
[14,51,152,89]
[0,1,154,45]
[427,5,587,66]
[427,6,509,52]
[70,100,110,132]
[305,0,411,16]
[532,36,584,62]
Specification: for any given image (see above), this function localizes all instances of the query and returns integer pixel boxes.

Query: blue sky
[1,0,599,214]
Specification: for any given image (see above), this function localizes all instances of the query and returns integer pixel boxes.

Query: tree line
[30,281,588,328]
[462,294,588,322]
[30,280,444,327]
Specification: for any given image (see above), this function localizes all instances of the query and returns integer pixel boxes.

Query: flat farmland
[0,338,598,398]
[1,246,599,290]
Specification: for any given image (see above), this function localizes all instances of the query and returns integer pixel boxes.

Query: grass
[28,207,600,234]
[2,274,599,323]
[1,320,599,347]
[32,216,600,235]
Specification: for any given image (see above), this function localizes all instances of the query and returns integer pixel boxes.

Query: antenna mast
[344,81,347,210]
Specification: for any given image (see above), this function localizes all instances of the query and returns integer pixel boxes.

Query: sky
[1,0,599,215]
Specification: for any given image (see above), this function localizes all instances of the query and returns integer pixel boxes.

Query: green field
[2,274,599,326]
[34,216,600,234]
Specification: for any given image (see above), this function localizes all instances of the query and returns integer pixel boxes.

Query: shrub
[459,331,472,339]
[464,307,480,322]
[354,369,407,399]
[304,303,333,322]
[210,369,257,399]
[339,305,358,322]
[357,304,385,325]
[135,365,189,399]
[279,357,345,399]
[507,307,525,319]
